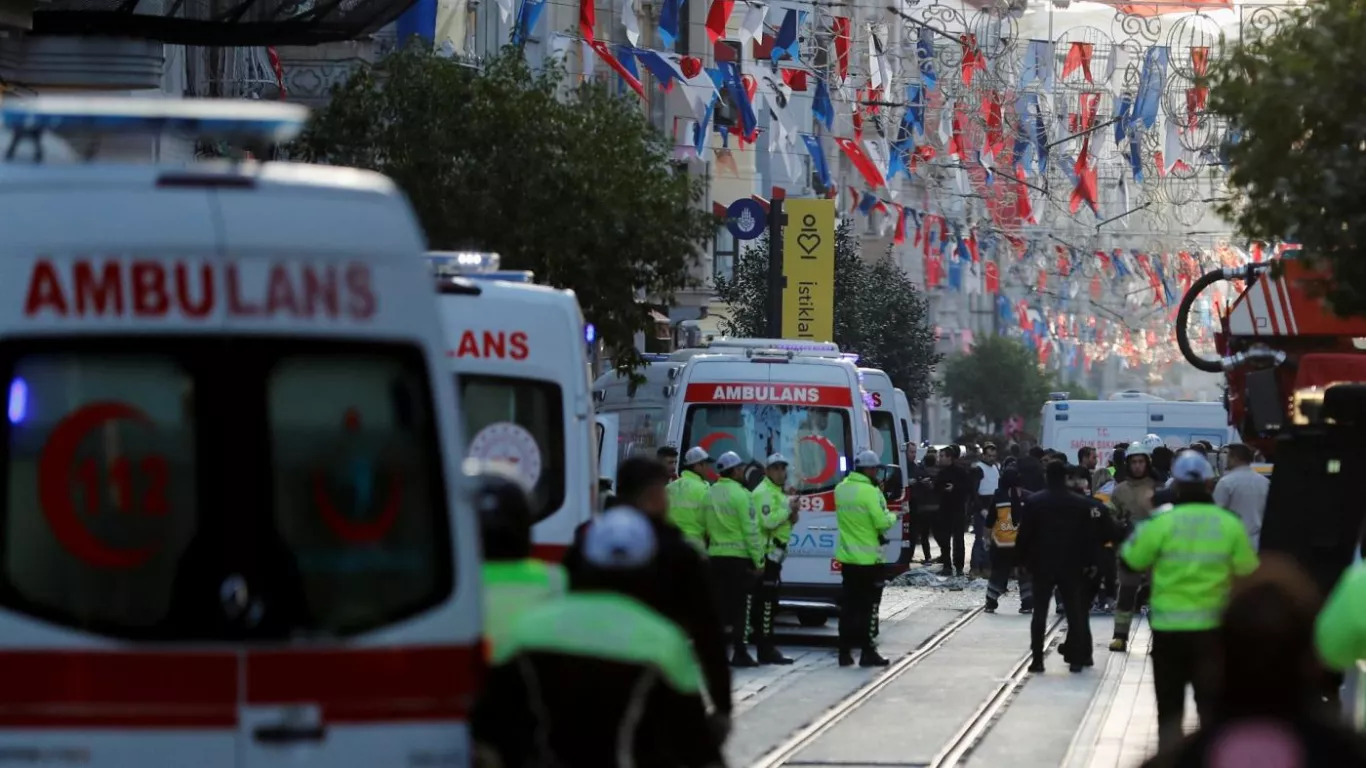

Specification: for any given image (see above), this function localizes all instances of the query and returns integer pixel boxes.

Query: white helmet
[1126,442,1152,459]
[854,450,882,469]
[682,446,711,467]
[715,451,745,472]
[1141,434,1165,452]
[1171,450,1215,483]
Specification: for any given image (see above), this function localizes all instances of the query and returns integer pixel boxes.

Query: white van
[0,98,480,768]
[664,345,873,617]
[1040,392,1234,458]
[593,353,686,481]
[859,369,908,568]
[430,253,595,561]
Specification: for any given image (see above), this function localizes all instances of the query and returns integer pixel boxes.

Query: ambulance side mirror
[882,466,904,502]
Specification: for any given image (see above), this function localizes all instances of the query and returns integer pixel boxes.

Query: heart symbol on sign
[797,233,821,254]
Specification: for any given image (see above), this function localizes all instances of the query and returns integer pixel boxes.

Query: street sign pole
[766,198,786,338]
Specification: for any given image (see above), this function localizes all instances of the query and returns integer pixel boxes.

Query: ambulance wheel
[797,611,828,628]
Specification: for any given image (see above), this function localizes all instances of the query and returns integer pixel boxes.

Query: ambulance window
[458,375,566,522]
[871,411,900,467]
[614,408,665,461]
[680,405,852,493]
[268,354,449,635]
[2,355,197,631]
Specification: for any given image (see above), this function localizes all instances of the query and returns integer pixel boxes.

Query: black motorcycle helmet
[467,460,534,561]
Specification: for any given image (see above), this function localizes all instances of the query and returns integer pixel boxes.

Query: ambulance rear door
[0,159,480,768]
[439,280,590,561]
[596,413,619,490]
[859,369,906,567]
[1145,401,1231,449]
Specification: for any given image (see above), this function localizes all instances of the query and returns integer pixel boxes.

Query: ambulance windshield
[680,404,852,494]
[609,407,668,462]
[870,411,900,467]
[457,375,565,522]
[0,339,452,640]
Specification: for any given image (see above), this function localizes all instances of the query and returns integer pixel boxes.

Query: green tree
[293,46,716,372]
[1211,0,1366,315]
[711,220,941,404]
[942,335,1054,432]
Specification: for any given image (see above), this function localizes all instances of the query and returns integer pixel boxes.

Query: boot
[757,646,794,665]
[937,565,954,577]
[984,599,998,614]
[859,648,890,667]
[730,648,759,667]
[1019,603,1033,614]
[1069,662,1085,673]
[838,649,856,667]
[1109,637,1127,653]
[1028,654,1045,673]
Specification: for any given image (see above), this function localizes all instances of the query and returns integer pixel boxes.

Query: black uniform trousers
[748,558,782,647]
[711,555,757,653]
[907,507,934,562]
[933,509,965,571]
[985,545,1033,609]
[838,563,885,652]
[1150,629,1218,751]
[1031,571,1091,664]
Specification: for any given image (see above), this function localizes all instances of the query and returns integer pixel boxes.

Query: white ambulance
[893,388,919,449]
[663,341,877,621]
[0,98,480,767]
[1040,391,1234,458]
[429,253,596,561]
[859,368,910,571]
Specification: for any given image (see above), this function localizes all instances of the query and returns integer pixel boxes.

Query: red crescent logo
[37,402,159,569]
[313,470,403,545]
[796,435,839,486]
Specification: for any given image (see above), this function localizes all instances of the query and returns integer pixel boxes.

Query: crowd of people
[468,432,1366,767]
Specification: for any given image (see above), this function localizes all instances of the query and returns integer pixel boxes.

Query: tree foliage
[1210,0,1366,315]
[293,46,717,371]
[711,220,941,404]
[942,335,1055,431]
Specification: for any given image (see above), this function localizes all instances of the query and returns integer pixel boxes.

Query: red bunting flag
[579,0,596,41]
[588,41,644,98]
[834,137,887,190]
[1062,41,1093,82]
[705,0,734,43]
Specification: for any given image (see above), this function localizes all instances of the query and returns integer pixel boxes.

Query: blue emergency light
[0,96,309,144]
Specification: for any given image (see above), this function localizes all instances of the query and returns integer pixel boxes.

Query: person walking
[984,466,1033,614]
[1121,450,1259,750]
[705,451,764,667]
[564,456,734,733]
[477,464,567,659]
[1213,442,1270,550]
[1109,442,1162,652]
[933,445,971,577]
[748,453,800,665]
[1015,460,1096,673]
[473,508,726,768]
[835,450,897,667]
[668,446,715,550]
[971,443,1000,577]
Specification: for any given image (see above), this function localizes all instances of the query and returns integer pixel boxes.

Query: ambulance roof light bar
[708,338,841,356]
[2,96,309,162]
[746,348,795,363]
[425,251,535,283]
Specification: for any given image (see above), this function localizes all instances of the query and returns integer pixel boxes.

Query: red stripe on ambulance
[0,645,477,728]
[246,645,478,723]
[683,383,854,407]
[23,259,376,321]
[0,650,237,728]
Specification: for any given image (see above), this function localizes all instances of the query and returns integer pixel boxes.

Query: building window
[714,226,737,282]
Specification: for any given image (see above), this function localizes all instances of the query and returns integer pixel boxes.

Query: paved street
[728,568,1186,768]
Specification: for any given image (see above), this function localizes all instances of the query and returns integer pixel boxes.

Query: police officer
[1121,450,1258,750]
[835,450,897,668]
[475,463,567,658]
[669,446,714,550]
[706,451,764,667]
[749,453,801,665]
[473,508,725,768]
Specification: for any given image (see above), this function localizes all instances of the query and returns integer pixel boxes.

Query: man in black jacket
[1016,446,1048,493]
[1016,460,1097,673]
[563,457,733,738]
[933,445,971,577]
